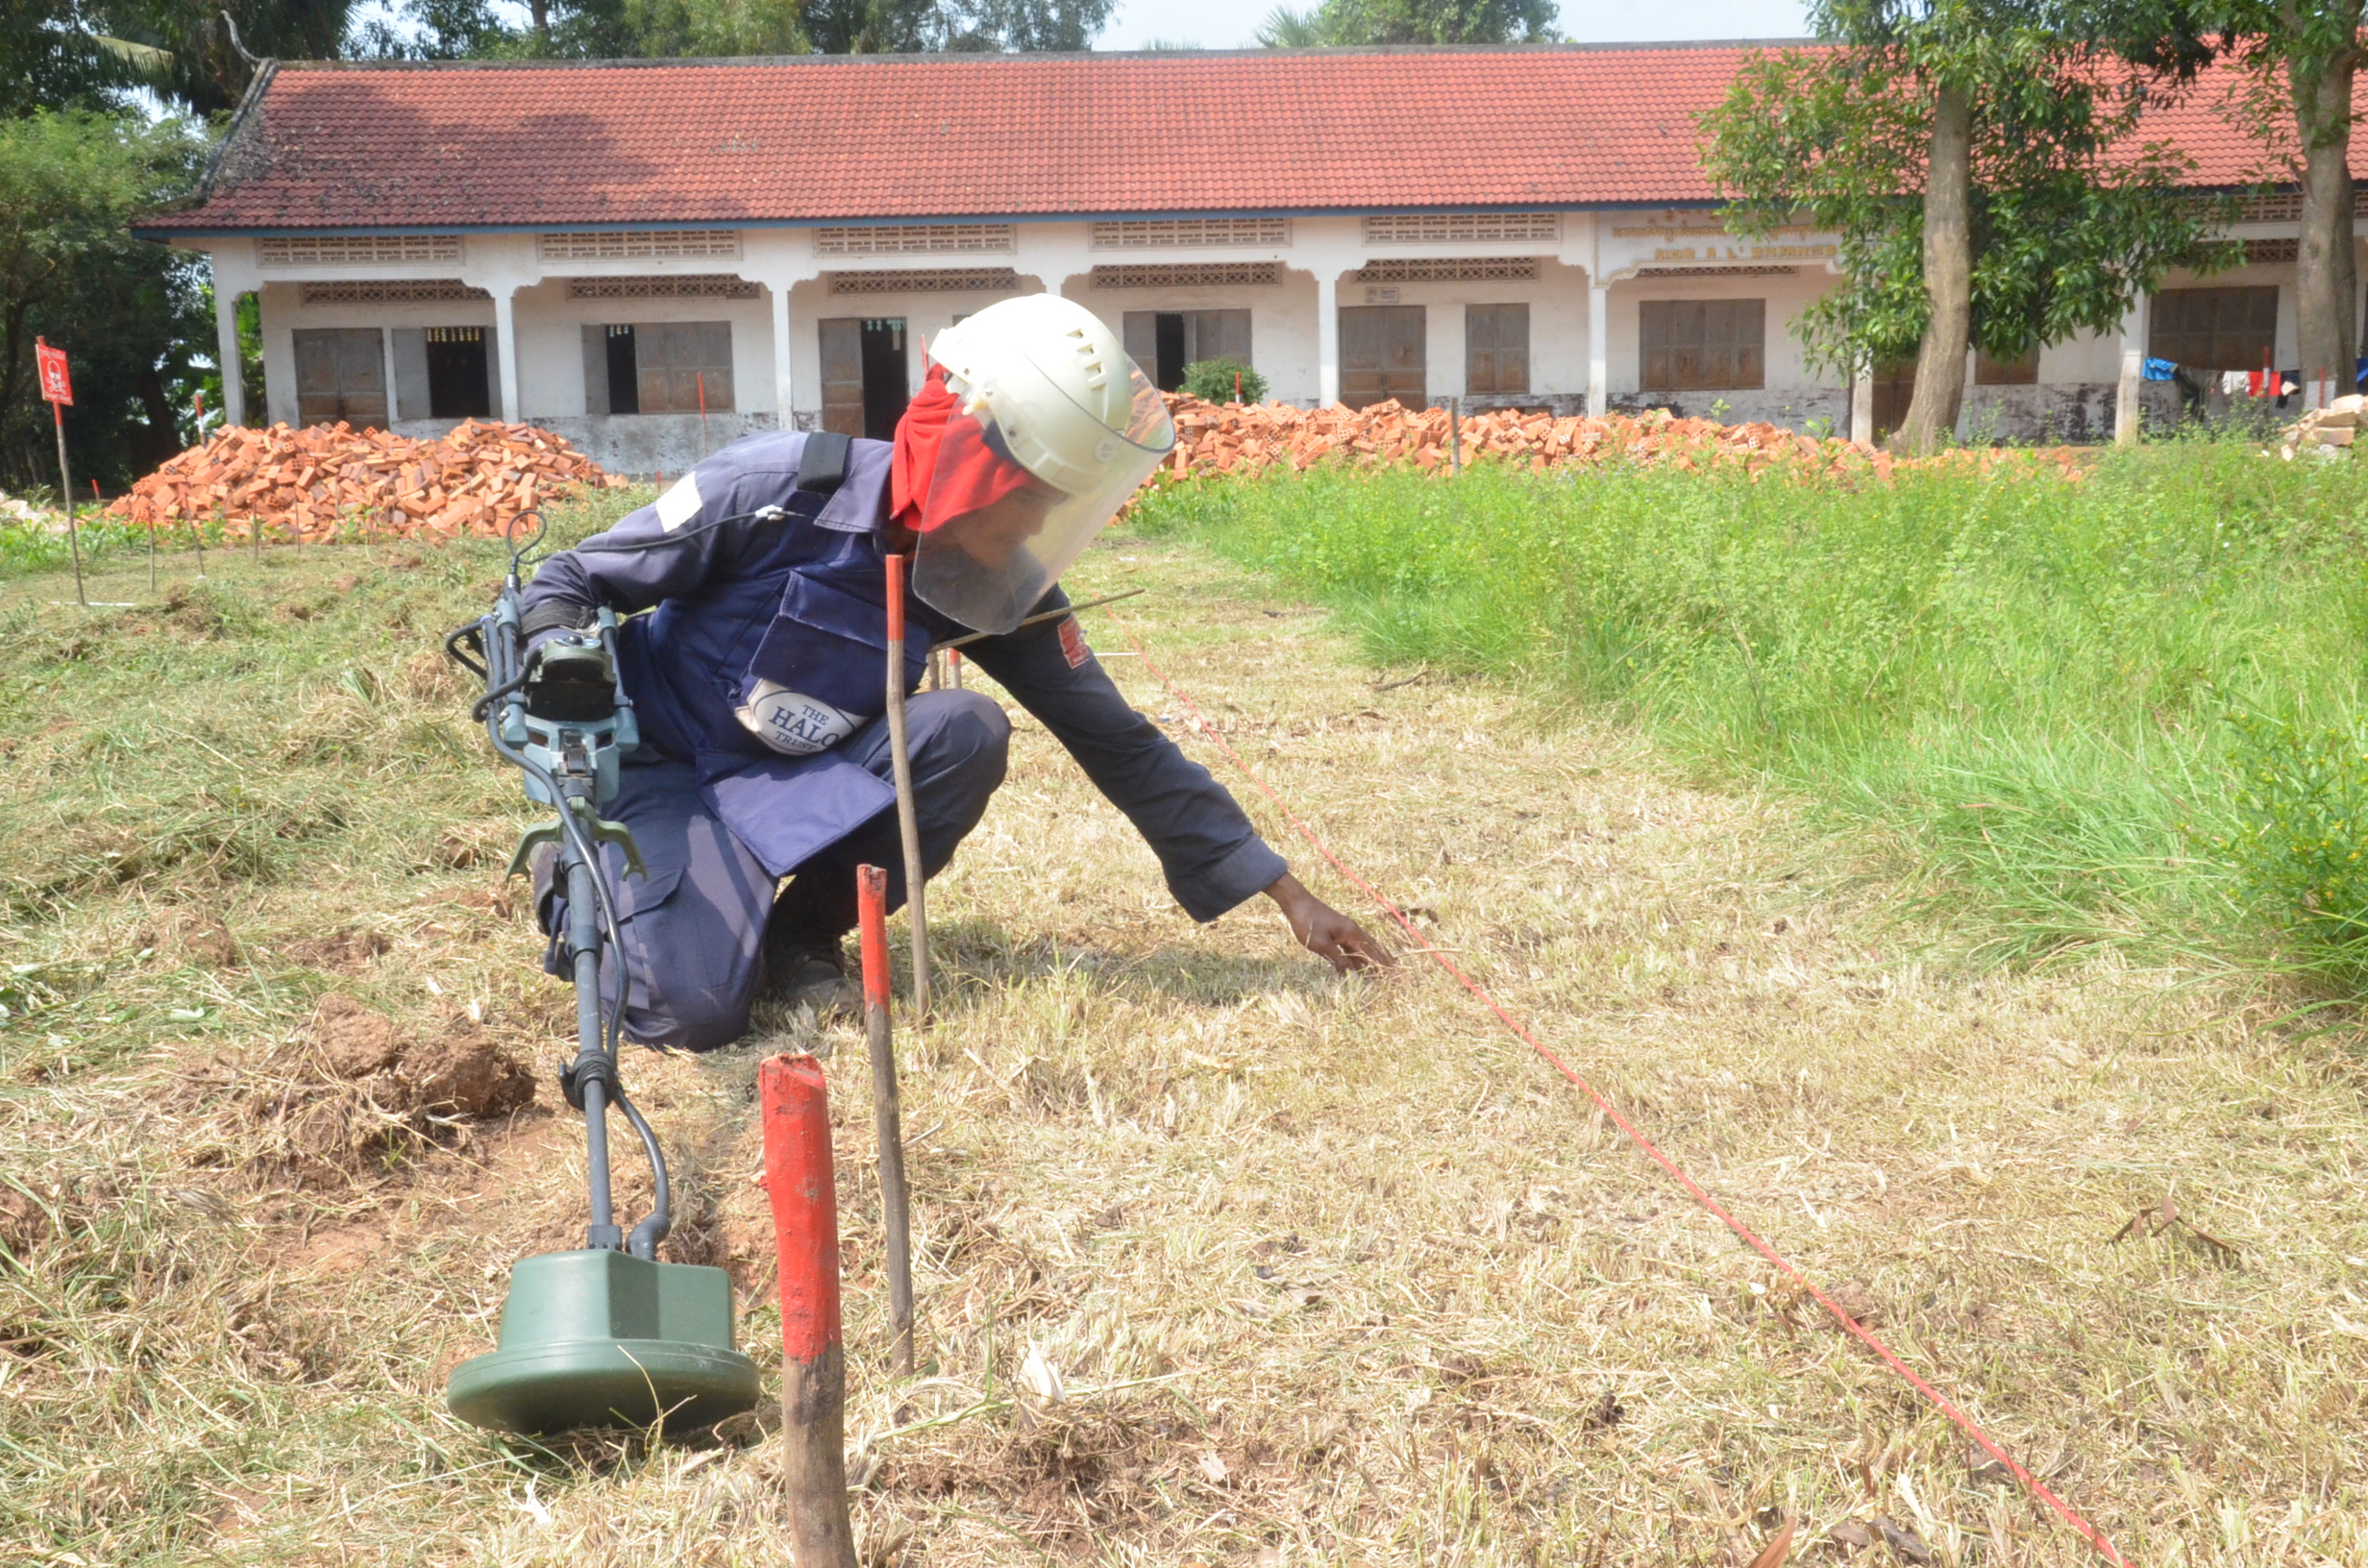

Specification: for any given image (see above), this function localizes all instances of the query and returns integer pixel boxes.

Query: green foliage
[94,0,359,113]
[365,0,1113,56]
[1133,440,2368,978]
[1700,7,2217,376]
[0,110,211,492]
[2224,713,2368,962]
[1179,357,1268,404]
[1256,0,1554,45]
[614,0,807,55]
[0,0,162,115]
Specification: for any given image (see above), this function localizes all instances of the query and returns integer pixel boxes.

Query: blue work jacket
[520,430,1288,922]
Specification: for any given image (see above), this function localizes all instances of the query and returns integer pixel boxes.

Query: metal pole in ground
[53,404,85,607]
[858,864,916,1375]
[881,552,930,1018]
[759,1053,859,1568]
[1448,395,1462,476]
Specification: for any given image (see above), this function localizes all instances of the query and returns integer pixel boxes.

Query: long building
[141,44,2339,469]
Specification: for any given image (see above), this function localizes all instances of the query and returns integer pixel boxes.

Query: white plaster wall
[783,277,1045,425]
[1068,273,1319,403]
[1326,260,1591,402]
[214,213,2340,445]
[509,281,776,420]
[2037,326,2119,383]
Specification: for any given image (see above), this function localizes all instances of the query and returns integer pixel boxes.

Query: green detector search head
[447,1249,760,1435]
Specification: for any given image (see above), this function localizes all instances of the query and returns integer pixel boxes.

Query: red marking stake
[759,1053,857,1567]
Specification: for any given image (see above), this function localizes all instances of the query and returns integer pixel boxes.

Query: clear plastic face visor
[909,366,1172,634]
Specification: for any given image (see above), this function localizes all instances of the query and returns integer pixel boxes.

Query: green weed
[1132,439,2368,978]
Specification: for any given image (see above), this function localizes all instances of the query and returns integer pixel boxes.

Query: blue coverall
[520,429,1289,1050]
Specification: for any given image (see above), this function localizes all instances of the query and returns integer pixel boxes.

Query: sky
[1098,0,1813,50]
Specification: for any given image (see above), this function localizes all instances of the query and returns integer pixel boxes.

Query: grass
[2,483,2366,1564]
[1129,439,2368,986]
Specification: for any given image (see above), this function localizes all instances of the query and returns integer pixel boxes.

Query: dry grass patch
[0,518,2362,1565]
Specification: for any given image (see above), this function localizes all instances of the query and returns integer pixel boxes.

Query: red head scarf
[890,362,1053,534]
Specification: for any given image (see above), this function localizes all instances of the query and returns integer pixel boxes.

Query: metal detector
[440,512,759,1436]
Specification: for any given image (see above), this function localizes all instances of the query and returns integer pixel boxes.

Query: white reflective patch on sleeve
[654,472,703,532]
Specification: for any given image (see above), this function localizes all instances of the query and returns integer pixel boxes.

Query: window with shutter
[1639,300,1766,391]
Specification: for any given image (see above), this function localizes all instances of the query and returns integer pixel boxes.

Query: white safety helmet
[909,295,1174,634]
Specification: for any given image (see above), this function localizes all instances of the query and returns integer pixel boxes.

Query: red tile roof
[145,46,2320,235]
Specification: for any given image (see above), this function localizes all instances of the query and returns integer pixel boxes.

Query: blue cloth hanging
[2142,357,2177,382]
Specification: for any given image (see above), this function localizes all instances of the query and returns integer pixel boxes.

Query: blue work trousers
[543,690,1010,1051]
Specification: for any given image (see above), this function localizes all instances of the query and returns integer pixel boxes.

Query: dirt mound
[312,992,403,1077]
[261,995,535,1173]
[403,1027,535,1117]
[103,419,626,544]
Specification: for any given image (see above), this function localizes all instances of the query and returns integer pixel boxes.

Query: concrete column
[771,283,794,431]
[1317,272,1340,407]
[1587,282,1610,417]
[214,282,245,429]
[381,327,401,427]
[2115,294,2149,446]
[494,286,520,423]
[1851,365,1873,446]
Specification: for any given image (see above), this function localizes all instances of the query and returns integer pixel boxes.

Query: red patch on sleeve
[1057,614,1092,670]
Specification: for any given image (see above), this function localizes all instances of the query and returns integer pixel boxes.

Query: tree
[2210,2,2364,402]
[362,0,1111,56]
[0,110,210,488]
[1256,0,1555,46]
[92,0,358,113]
[1703,3,2213,453]
[1,0,174,116]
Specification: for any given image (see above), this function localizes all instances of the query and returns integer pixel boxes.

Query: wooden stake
[858,864,915,1375]
[881,551,930,1018]
[760,1053,859,1568]
[52,400,84,607]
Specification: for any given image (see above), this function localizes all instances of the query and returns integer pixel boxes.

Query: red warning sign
[35,339,70,405]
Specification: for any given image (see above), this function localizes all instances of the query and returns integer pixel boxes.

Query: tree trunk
[530,0,551,38]
[2287,10,2361,405]
[1893,81,1973,454]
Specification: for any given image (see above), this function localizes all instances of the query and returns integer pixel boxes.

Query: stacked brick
[2280,394,2368,459]
[1161,396,1898,482]
[105,420,626,542]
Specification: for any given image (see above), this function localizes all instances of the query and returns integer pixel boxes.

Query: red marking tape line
[1129,637,2128,1567]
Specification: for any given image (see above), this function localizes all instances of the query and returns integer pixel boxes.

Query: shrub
[2224,712,2368,961]
[1180,358,1268,404]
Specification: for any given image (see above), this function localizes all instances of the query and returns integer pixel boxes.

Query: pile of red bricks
[1160,396,1895,481]
[105,420,625,541]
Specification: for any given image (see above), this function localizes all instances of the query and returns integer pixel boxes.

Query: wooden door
[819,318,864,436]
[1340,306,1425,409]
[1466,304,1529,396]
[293,328,387,428]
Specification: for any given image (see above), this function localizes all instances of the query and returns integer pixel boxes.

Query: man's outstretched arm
[959,598,1391,969]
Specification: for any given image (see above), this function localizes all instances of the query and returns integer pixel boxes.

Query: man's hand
[1265,871,1395,973]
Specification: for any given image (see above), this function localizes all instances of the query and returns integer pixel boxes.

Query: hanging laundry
[2143,356,2177,381]
[2249,370,2266,397]
[2222,370,2250,396]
